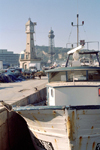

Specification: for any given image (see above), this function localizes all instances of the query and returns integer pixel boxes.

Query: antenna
[77,0,78,14]
[71,14,84,46]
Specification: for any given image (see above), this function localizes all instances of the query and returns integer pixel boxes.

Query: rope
[83,25,88,41]
[68,26,73,43]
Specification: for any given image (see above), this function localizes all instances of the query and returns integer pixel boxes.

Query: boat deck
[47,81,100,87]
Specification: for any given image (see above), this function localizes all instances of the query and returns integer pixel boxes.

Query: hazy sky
[0,0,100,53]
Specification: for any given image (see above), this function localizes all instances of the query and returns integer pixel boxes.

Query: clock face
[26,26,30,31]
[26,25,34,32]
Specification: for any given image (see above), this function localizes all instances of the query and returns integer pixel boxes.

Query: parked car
[23,69,32,75]
[15,68,23,73]
[29,67,37,73]
[8,67,16,72]
[2,69,11,73]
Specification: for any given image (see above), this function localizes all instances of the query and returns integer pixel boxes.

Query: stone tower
[25,18,36,59]
[19,18,41,70]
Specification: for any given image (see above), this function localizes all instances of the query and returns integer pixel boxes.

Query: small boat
[3,45,99,150]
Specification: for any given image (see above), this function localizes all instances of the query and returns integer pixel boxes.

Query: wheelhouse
[47,66,100,83]
[46,66,100,106]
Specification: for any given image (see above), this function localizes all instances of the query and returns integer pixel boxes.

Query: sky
[0,0,100,54]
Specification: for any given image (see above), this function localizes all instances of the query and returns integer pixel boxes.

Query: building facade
[0,49,19,68]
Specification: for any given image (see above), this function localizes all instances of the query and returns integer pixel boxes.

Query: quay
[0,77,47,150]
[0,76,47,105]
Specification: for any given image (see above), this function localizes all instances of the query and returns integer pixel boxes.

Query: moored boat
[7,45,100,150]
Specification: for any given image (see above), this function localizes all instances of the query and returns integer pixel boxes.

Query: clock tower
[25,18,36,59]
[19,18,41,70]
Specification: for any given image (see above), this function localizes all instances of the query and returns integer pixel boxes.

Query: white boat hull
[13,105,100,150]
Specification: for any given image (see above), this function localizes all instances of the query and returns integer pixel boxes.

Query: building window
[31,38,33,40]
[32,48,33,51]
[27,43,29,45]
[26,55,28,59]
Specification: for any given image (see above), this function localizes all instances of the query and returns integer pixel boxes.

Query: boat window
[88,70,100,81]
[49,71,66,82]
[67,70,87,81]
[51,89,53,97]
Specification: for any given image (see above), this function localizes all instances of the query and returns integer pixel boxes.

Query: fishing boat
[1,44,98,150]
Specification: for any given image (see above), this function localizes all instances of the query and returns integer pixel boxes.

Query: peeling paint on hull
[13,105,100,150]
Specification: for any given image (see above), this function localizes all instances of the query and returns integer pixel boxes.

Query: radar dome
[73,52,79,60]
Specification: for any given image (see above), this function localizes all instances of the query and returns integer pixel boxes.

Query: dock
[0,77,48,150]
[0,76,47,105]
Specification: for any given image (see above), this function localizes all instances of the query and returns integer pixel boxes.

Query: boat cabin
[46,46,100,106]
[46,67,100,106]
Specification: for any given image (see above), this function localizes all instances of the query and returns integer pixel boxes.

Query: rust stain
[83,110,85,114]
[79,136,82,140]
[54,139,58,150]
[79,136,82,150]
[92,142,95,150]
[71,145,74,149]
[18,111,21,114]
[33,115,38,120]
[44,130,46,132]
[86,143,88,150]
[86,136,90,150]
[67,111,75,141]
[52,126,54,128]
[77,126,80,129]
[67,116,71,139]
[38,111,40,114]
[91,126,94,129]
[53,111,56,114]
[72,111,75,135]
[77,113,79,119]
[33,115,44,132]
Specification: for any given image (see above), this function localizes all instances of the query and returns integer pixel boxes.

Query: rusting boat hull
[13,105,100,150]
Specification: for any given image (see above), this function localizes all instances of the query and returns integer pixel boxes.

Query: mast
[77,14,79,47]
[71,14,84,46]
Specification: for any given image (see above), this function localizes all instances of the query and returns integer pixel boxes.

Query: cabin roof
[45,66,100,73]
